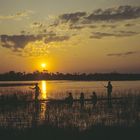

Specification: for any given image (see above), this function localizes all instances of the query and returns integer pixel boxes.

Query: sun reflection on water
[41,80,47,100]
[38,81,47,122]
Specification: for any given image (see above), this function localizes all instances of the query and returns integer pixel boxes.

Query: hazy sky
[0,0,140,73]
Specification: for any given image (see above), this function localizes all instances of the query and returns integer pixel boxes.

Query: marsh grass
[0,89,139,130]
[0,89,140,139]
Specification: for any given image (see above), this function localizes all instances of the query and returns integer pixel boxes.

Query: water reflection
[40,102,47,122]
[0,81,140,130]
[39,81,47,124]
[32,102,47,127]
[40,81,47,100]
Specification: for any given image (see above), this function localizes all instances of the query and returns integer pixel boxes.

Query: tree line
[0,71,140,81]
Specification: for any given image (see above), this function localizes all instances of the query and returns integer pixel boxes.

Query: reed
[0,90,139,130]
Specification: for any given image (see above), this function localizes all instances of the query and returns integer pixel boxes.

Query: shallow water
[0,80,140,99]
[0,80,139,130]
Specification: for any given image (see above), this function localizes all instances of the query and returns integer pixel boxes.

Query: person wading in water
[104,81,113,107]
[91,91,97,108]
[30,83,41,101]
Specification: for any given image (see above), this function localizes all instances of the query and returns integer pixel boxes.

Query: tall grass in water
[0,89,139,131]
[0,90,33,102]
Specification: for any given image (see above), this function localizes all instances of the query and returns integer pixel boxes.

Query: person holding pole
[104,81,113,107]
[30,83,40,101]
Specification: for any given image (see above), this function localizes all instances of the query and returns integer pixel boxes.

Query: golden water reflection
[40,80,47,100]
[39,81,47,122]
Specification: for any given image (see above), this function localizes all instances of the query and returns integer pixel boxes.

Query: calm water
[0,80,140,130]
[0,80,140,99]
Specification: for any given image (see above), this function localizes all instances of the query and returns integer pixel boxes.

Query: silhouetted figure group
[65,81,113,108]
[65,91,97,109]
[29,81,112,108]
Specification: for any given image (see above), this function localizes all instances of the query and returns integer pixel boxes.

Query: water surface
[0,80,140,99]
[0,80,139,130]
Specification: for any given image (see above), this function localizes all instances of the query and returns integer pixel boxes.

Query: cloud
[69,25,85,30]
[57,5,140,26]
[0,33,70,52]
[52,5,140,33]
[22,40,50,57]
[101,24,117,28]
[107,51,139,57]
[88,25,97,28]
[31,22,45,29]
[90,31,139,39]
[0,10,33,20]
[124,23,135,27]
[0,34,43,50]
[1,5,140,55]
[85,5,140,22]
[44,34,70,44]
[59,12,87,23]
[30,22,47,34]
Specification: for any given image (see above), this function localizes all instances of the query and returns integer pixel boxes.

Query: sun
[41,63,46,69]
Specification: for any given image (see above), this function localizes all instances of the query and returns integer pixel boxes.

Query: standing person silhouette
[80,92,85,109]
[104,81,113,106]
[65,92,73,107]
[91,91,97,107]
[30,83,40,101]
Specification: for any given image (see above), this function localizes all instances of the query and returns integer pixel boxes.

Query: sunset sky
[0,0,140,73]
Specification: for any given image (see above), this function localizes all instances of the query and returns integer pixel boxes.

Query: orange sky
[0,0,140,73]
